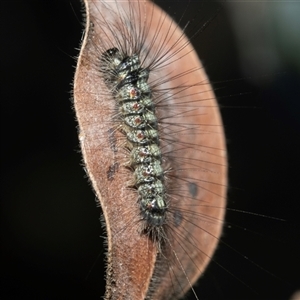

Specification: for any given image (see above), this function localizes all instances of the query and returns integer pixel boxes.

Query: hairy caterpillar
[73,0,298,299]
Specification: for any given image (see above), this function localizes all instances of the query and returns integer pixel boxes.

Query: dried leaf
[73,1,227,299]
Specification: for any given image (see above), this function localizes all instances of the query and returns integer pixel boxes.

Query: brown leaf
[73,0,227,299]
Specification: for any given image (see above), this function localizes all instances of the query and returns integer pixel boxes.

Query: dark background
[1,1,299,299]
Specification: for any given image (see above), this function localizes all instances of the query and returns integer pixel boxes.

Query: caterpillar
[99,47,168,230]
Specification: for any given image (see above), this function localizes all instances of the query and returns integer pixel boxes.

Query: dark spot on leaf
[107,162,119,180]
[108,128,117,153]
[173,210,182,227]
[188,182,198,198]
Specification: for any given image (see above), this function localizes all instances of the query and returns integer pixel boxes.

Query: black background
[1,1,300,299]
